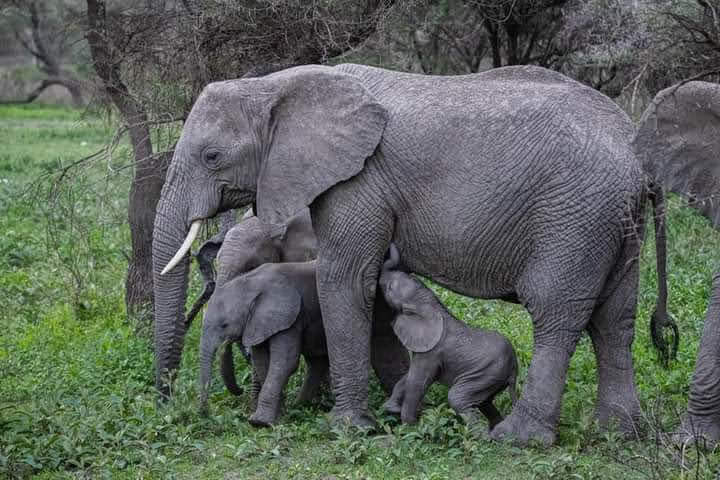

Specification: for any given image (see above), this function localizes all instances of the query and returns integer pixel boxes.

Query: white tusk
[160,220,201,275]
[241,208,254,220]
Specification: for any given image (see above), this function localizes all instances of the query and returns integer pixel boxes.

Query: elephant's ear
[242,277,302,348]
[633,81,720,228]
[392,305,444,353]
[256,65,387,227]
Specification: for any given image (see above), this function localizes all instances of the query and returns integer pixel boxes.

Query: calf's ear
[242,277,302,348]
[392,306,443,353]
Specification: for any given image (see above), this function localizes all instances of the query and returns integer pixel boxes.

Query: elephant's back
[335,63,634,143]
[337,63,637,184]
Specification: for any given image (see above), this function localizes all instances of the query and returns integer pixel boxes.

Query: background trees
[0,0,86,105]
[3,1,720,477]
[0,0,717,330]
[80,0,396,326]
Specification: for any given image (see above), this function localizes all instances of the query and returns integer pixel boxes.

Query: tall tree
[83,0,396,332]
[86,0,168,326]
[1,0,85,105]
[386,0,577,75]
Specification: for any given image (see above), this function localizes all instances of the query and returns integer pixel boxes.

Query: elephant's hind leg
[491,252,611,446]
[449,382,502,431]
[587,236,642,436]
[679,272,720,448]
[296,356,330,405]
[479,401,503,431]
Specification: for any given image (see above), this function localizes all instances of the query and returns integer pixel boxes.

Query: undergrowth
[1,104,719,479]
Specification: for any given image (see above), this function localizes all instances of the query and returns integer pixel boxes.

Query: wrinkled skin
[379,245,518,431]
[154,63,672,445]
[186,208,319,393]
[198,261,329,426]
[184,208,254,329]
[186,207,316,361]
[186,207,407,396]
[634,81,720,448]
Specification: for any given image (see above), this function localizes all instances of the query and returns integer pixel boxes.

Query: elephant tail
[220,343,244,396]
[648,183,679,367]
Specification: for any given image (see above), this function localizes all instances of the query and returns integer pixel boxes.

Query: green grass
[1,103,720,479]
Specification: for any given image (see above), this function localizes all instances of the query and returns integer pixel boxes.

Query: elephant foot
[489,402,555,447]
[459,410,492,439]
[382,399,402,416]
[672,413,720,450]
[594,398,642,439]
[458,409,481,426]
[248,410,277,428]
[330,407,377,431]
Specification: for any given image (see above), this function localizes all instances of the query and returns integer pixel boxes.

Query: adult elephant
[154,64,671,445]
[634,80,720,447]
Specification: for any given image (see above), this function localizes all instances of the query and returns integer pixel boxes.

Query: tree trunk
[86,0,165,329]
[485,21,503,68]
[505,21,519,65]
[125,150,169,328]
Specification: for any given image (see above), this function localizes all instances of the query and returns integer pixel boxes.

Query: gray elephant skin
[153,63,672,445]
[190,208,317,395]
[186,207,409,396]
[379,245,517,430]
[199,261,328,426]
[185,207,316,329]
[634,80,720,447]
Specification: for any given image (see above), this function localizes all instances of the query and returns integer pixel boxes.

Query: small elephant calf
[198,261,328,427]
[379,245,518,430]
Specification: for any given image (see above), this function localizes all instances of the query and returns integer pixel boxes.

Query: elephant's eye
[204,149,222,168]
[220,322,228,329]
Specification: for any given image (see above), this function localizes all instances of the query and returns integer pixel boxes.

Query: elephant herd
[150,62,720,447]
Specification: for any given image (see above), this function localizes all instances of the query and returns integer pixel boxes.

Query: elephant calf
[380,245,517,430]
[198,261,328,427]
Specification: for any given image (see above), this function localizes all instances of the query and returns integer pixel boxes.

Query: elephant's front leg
[679,272,720,448]
[249,345,269,411]
[382,374,407,416]
[400,362,435,425]
[311,195,392,428]
[249,330,301,427]
[372,294,410,394]
[316,267,377,427]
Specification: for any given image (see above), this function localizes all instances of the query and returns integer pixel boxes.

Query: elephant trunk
[199,330,221,415]
[383,243,400,271]
[152,182,192,398]
[220,342,244,396]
